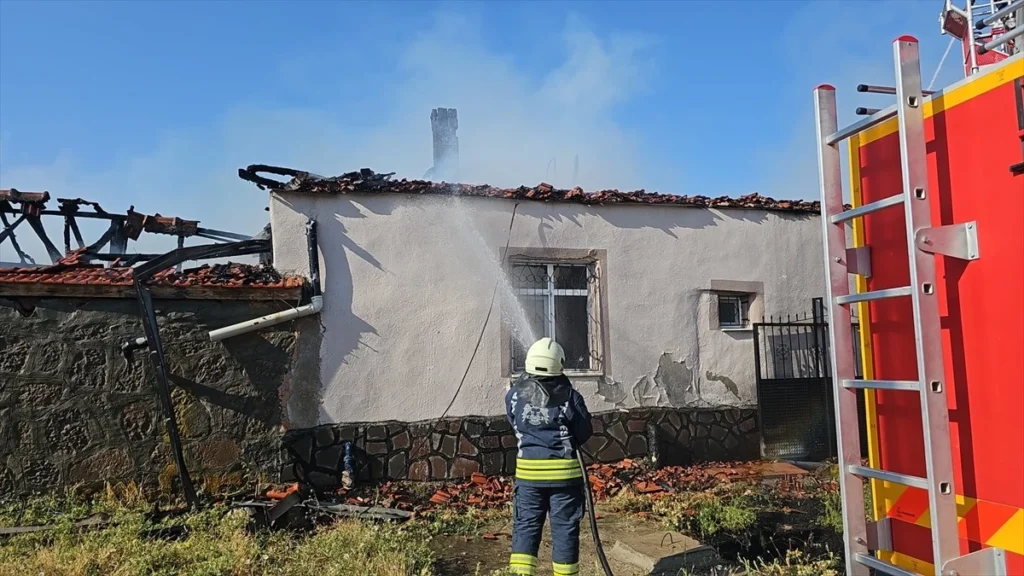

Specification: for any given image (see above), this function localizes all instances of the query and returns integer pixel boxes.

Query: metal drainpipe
[305,218,322,299]
[207,219,323,342]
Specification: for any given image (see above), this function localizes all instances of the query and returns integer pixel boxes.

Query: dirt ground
[431,505,730,576]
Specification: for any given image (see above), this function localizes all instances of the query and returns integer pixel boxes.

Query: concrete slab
[609,530,720,576]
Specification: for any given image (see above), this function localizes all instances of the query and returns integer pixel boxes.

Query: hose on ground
[576,447,614,576]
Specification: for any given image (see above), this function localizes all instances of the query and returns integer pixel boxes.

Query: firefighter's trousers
[510,483,585,576]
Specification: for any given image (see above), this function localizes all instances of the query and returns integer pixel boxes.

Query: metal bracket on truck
[914,222,981,261]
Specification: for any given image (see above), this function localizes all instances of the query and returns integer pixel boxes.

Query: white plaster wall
[270,192,826,425]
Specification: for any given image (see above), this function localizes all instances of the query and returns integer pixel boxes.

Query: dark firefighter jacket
[504,373,594,487]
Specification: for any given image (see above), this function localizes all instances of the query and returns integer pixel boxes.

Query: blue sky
[0,0,962,260]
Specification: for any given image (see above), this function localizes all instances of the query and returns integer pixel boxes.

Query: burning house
[0,111,829,494]
[246,162,827,484]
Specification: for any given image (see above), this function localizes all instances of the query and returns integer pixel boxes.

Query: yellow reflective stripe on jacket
[516,458,580,469]
[510,553,538,575]
[515,458,582,481]
[515,468,583,480]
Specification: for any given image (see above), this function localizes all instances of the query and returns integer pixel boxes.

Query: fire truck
[813,1,1023,575]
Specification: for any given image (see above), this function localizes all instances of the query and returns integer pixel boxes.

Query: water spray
[412,191,613,573]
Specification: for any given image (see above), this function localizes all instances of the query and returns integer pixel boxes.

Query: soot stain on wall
[705,370,741,399]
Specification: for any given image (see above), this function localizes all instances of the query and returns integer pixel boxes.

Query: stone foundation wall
[0,298,310,494]
[282,407,759,486]
[0,298,762,494]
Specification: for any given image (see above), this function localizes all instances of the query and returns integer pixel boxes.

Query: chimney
[430,108,459,181]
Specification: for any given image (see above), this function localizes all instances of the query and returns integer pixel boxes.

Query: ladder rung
[854,553,918,576]
[843,379,920,391]
[848,465,930,489]
[826,104,897,145]
[856,83,937,96]
[836,286,913,305]
[830,194,905,224]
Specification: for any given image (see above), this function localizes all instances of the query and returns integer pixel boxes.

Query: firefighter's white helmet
[525,337,565,376]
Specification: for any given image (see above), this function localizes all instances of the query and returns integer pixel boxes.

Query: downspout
[208,219,323,342]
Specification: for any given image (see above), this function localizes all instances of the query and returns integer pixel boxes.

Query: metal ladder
[813,36,1007,576]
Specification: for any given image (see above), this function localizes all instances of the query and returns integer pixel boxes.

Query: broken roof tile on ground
[238,164,822,214]
[308,460,813,514]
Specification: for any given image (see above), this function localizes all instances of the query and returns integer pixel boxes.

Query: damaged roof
[239,165,822,214]
[0,250,304,300]
[1,187,299,300]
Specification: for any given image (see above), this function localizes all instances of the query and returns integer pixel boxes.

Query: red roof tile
[124,210,200,239]
[0,250,304,291]
[0,188,50,205]
[239,165,822,214]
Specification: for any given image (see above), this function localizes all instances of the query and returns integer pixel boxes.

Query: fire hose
[574,439,615,576]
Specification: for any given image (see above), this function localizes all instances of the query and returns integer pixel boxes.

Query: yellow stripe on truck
[847,134,887,527]
[874,480,1024,556]
[859,54,1023,146]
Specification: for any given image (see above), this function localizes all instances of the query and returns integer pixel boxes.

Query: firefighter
[505,337,594,576]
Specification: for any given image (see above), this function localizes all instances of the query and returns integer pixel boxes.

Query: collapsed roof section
[0,189,302,300]
[239,164,823,214]
[0,188,252,267]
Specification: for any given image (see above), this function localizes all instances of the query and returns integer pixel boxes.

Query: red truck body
[848,54,1024,575]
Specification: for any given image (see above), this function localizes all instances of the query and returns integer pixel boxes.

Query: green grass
[0,483,149,527]
[819,487,844,534]
[815,464,876,535]
[741,548,842,576]
[653,485,760,540]
[0,474,852,576]
[0,487,435,576]
[418,507,510,537]
[605,489,656,514]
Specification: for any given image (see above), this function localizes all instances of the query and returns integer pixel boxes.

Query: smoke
[341,13,662,190]
[0,12,665,263]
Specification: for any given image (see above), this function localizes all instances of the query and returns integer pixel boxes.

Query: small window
[508,262,601,373]
[717,294,750,329]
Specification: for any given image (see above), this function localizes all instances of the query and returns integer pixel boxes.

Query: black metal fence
[754,298,866,462]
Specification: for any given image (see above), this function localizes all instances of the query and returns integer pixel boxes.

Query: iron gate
[753,298,864,461]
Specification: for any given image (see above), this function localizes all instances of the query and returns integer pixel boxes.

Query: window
[508,261,601,373]
[717,294,750,329]
[709,280,763,331]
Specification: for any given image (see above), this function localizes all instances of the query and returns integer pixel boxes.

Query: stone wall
[0,298,309,494]
[282,407,759,486]
[0,297,764,495]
